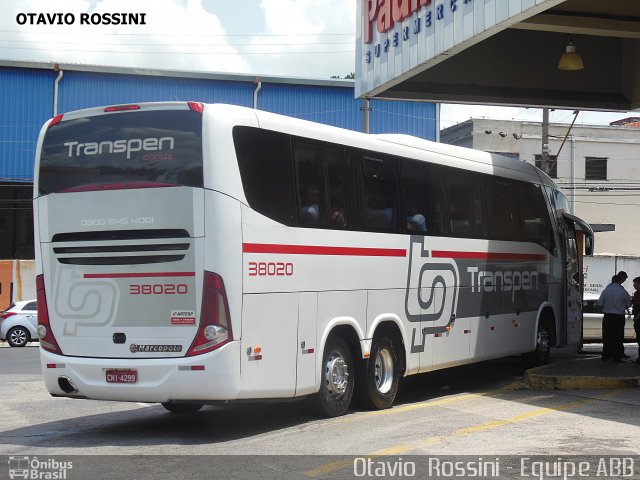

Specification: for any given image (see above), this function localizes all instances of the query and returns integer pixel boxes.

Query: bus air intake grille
[51,229,190,242]
[58,255,185,265]
[51,229,191,265]
[53,244,189,254]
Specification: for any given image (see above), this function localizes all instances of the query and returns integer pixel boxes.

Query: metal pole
[53,68,64,116]
[253,79,262,110]
[541,108,550,174]
[362,98,371,134]
[435,103,441,143]
[570,137,576,212]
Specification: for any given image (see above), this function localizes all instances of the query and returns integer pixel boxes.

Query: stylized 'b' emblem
[53,265,119,336]
[404,236,458,325]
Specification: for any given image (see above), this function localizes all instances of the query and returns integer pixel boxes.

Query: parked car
[0,300,38,347]
[582,293,636,342]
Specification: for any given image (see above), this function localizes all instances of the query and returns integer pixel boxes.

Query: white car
[582,293,636,342]
[0,300,38,347]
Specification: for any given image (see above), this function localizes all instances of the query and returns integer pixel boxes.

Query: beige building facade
[441,118,640,255]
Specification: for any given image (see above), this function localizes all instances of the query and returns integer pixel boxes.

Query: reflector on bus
[49,114,64,128]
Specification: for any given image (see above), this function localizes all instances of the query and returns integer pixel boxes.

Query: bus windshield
[38,110,203,195]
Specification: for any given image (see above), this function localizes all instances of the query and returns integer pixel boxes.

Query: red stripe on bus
[242,243,407,257]
[84,272,196,279]
[431,251,547,261]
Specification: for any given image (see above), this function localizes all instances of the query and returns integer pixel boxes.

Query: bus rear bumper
[39,341,241,403]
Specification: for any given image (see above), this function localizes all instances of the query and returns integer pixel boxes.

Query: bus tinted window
[520,183,555,253]
[293,140,348,230]
[234,127,296,226]
[294,142,325,227]
[39,110,203,195]
[545,186,571,216]
[488,178,521,241]
[401,160,446,235]
[447,169,488,238]
[351,155,400,233]
[325,148,349,230]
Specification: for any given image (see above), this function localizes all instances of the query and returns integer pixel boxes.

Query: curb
[525,370,640,389]
[525,357,640,390]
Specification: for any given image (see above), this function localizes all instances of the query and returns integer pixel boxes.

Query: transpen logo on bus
[404,236,545,353]
[63,137,175,159]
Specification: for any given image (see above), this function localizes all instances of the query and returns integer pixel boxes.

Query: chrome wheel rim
[324,351,349,397]
[537,329,550,359]
[374,348,394,394]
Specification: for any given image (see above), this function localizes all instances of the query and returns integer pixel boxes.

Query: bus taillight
[36,275,63,355]
[188,101,203,113]
[187,271,233,356]
[104,104,141,112]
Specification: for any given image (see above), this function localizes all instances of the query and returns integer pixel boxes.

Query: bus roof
[43,101,556,188]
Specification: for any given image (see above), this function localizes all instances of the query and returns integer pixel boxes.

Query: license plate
[105,369,138,384]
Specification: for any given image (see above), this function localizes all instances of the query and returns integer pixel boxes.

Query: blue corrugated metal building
[0,60,437,259]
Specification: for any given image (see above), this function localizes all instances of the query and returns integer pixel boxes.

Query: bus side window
[234,127,296,226]
[488,178,521,241]
[294,142,325,227]
[447,169,488,238]
[351,155,401,233]
[293,140,348,230]
[520,183,555,253]
[324,147,348,229]
[400,160,446,236]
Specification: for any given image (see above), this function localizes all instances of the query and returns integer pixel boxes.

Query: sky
[0,0,635,129]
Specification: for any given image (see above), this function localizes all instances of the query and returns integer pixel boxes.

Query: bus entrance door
[560,213,594,349]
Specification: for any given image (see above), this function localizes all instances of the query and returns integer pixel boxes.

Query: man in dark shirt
[617,271,631,358]
[632,276,640,364]
[598,275,632,363]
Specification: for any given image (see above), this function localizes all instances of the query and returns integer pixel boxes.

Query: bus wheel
[361,335,399,410]
[314,337,354,417]
[161,402,203,413]
[526,325,551,367]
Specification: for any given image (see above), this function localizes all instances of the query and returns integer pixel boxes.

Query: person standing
[632,276,640,364]
[617,271,628,284]
[616,271,631,358]
[598,275,631,363]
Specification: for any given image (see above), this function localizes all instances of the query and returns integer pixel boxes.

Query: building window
[534,155,558,178]
[585,157,607,180]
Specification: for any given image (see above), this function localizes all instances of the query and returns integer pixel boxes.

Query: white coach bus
[34,102,593,417]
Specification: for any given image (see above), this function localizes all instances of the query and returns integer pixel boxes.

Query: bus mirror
[584,235,594,256]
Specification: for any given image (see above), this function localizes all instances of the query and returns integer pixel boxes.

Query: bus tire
[161,402,203,413]
[526,324,551,367]
[360,335,399,410]
[313,337,354,417]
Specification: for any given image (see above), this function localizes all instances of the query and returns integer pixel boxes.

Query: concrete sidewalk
[526,344,640,389]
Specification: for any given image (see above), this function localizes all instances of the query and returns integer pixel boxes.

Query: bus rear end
[34,102,240,406]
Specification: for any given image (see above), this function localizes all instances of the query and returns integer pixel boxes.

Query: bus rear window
[38,110,203,195]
